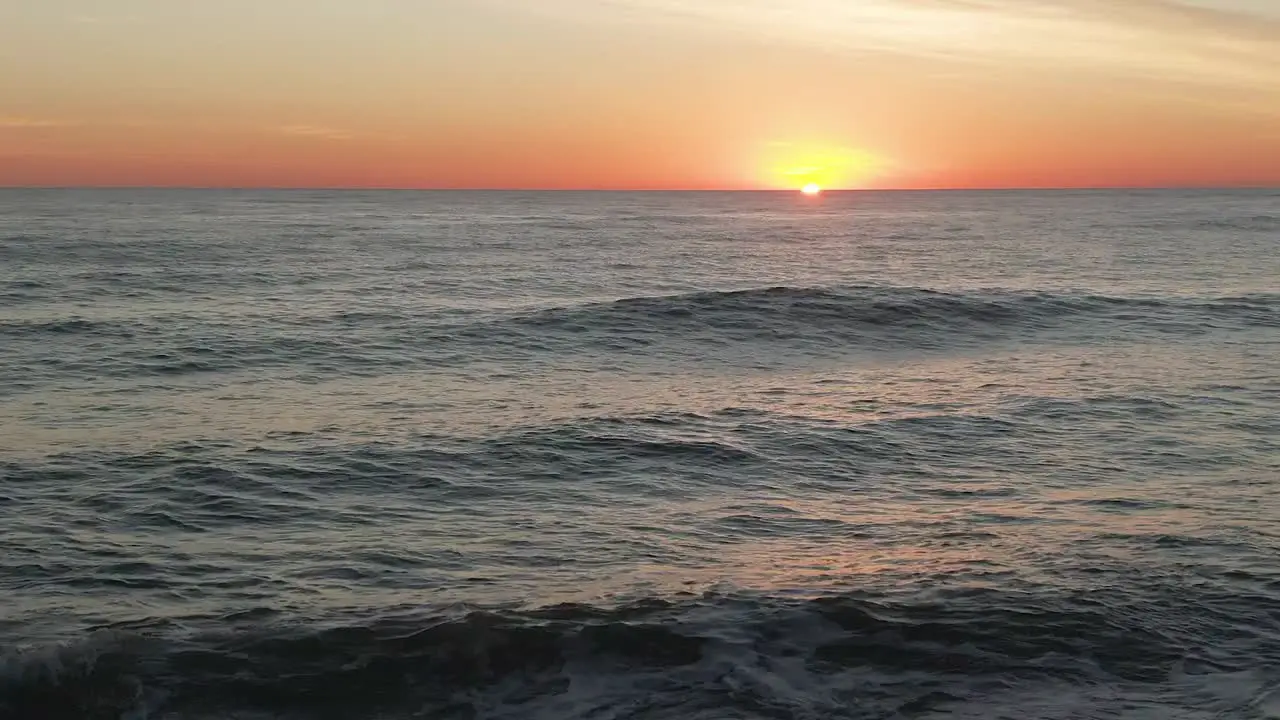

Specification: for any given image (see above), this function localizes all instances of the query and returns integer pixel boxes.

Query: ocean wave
[3,587,1276,720]
[437,285,1280,365]
[2,286,1274,384]
[1191,214,1280,232]
[513,285,1279,337]
[0,317,147,338]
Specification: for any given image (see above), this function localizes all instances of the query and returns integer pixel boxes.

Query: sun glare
[763,142,886,191]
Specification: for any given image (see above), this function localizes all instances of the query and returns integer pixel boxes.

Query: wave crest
[511,285,1279,347]
[5,586,1275,719]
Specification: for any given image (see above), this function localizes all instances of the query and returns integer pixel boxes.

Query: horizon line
[1,184,1277,192]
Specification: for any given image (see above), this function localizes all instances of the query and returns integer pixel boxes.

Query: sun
[762,141,888,191]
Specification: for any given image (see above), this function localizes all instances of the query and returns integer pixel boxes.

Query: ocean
[1,188,1277,719]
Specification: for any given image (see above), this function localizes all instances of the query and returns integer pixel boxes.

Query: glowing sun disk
[763,141,887,191]
[802,183,822,195]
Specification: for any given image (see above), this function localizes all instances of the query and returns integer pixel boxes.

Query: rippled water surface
[1,189,1278,719]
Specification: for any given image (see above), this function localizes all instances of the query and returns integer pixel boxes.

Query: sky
[1,0,1278,189]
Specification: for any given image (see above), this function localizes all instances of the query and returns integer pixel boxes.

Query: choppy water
[1,188,1278,719]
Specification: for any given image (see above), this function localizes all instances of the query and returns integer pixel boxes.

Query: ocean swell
[515,285,1280,337]
[3,286,1274,385]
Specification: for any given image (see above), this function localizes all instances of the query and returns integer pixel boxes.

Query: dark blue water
[1,189,1278,719]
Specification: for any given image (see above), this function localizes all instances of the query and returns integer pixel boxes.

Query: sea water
[1,188,1277,718]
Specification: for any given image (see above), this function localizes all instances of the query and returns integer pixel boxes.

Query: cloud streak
[514,0,1279,89]
[277,125,353,141]
[0,117,76,129]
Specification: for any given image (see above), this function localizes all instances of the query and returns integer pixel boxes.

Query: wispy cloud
[67,13,143,25]
[0,117,75,129]
[509,0,1280,88]
[278,125,354,141]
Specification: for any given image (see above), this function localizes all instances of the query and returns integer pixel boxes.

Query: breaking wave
[4,586,1278,720]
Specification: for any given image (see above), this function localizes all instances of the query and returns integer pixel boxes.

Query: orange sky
[2,0,1278,189]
